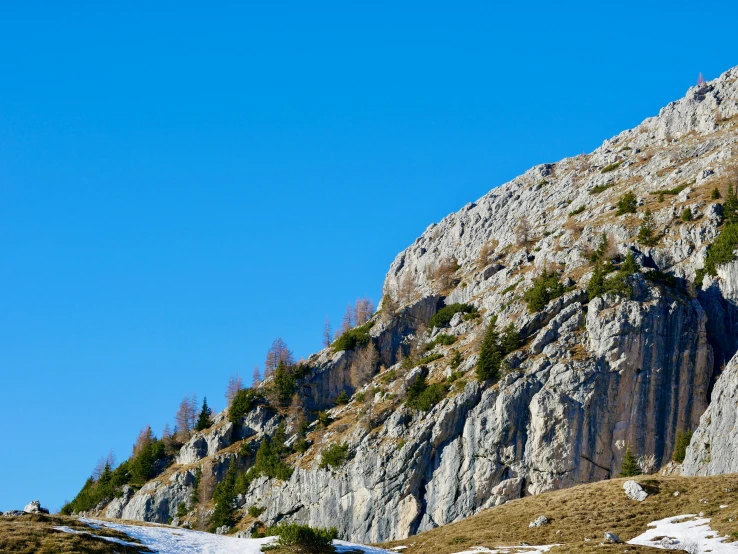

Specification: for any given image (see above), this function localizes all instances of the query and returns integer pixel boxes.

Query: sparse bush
[589,183,614,195]
[616,192,638,215]
[332,321,374,352]
[263,523,338,554]
[449,349,462,369]
[426,334,456,350]
[317,411,331,428]
[433,258,461,290]
[406,373,449,411]
[673,429,693,463]
[176,501,188,518]
[319,443,349,470]
[354,391,366,403]
[523,269,567,313]
[428,303,476,329]
[514,217,531,245]
[477,239,499,269]
[568,205,586,217]
[637,208,658,246]
[703,223,738,276]
[380,369,397,384]
[229,388,260,424]
[249,505,266,518]
[334,390,349,405]
[681,207,693,222]
[601,161,623,173]
[416,353,443,366]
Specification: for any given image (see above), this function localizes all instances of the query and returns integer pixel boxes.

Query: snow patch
[450,545,560,554]
[628,514,738,554]
[57,519,394,554]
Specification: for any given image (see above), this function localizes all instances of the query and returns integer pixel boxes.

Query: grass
[601,161,623,173]
[0,513,152,554]
[589,183,614,195]
[381,474,738,554]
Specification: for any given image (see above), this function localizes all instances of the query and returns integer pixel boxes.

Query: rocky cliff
[87,66,738,542]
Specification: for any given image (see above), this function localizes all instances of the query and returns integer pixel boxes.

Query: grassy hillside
[383,474,738,554]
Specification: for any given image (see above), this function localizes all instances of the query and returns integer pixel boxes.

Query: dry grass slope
[383,475,738,554]
[0,513,152,554]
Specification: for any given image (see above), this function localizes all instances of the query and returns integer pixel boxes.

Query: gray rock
[604,532,622,543]
[623,480,648,502]
[3,510,25,517]
[529,515,549,528]
[23,500,48,514]
[215,525,231,535]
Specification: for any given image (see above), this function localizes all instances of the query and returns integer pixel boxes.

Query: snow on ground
[54,518,393,554]
[628,514,738,554]
[448,545,560,554]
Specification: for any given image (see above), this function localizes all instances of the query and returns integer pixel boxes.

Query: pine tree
[588,262,605,301]
[621,251,638,275]
[725,182,738,224]
[637,208,657,246]
[476,318,503,382]
[711,187,721,200]
[672,429,693,463]
[501,323,522,354]
[209,459,237,531]
[681,207,693,222]
[195,397,213,432]
[620,446,642,477]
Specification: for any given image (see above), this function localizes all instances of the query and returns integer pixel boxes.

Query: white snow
[52,518,394,554]
[628,514,738,554]
[449,545,560,554]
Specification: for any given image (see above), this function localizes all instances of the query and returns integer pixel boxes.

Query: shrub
[210,459,237,531]
[589,183,614,195]
[449,349,462,369]
[319,443,349,470]
[235,436,294,493]
[650,183,688,197]
[568,205,586,217]
[332,320,374,352]
[406,373,449,411]
[176,501,188,518]
[616,192,637,215]
[317,411,331,428]
[273,362,298,406]
[294,438,309,453]
[249,505,266,518]
[264,523,338,554]
[61,460,133,515]
[428,304,476,329]
[712,187,722,199]
[500,323,522,353]
[523,269,567,313]
[601,161,623,173]
[380,369,397,384]
[681,207,693,222]
[620,446,642,477]
[334,390,349,405]
[354,391,366,403]
[703,223,738,275]
[673,429,693,463]
[726,182,738,224]
[476,318,503,382]
[645,270,677,288]
[587,252,639,301]
[229,388,260,424]
[637,208,658,246]
[426,334,456,350]
[588,232,609,263]
[416,353,443,366]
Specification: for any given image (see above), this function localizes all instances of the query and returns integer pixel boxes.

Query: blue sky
[1,1,736,512]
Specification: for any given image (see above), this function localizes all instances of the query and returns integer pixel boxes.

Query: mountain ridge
[65,64,738,544]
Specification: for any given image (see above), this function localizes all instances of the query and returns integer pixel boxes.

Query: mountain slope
[72,64,738,544]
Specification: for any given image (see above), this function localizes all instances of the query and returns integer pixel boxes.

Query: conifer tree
[195,397,213,432]
[209,459,237,530]
[501,323,522,354]
[588,262,605,301]
[620,446,642,477]
[621,251,638,274]
[725,182,738,224]
[476,318,503,382]
[637,208,657,246]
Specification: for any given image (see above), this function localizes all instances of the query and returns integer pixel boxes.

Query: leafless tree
[350,341,379,387]
[380,291,398,318]
[477,239,499,270]
[339,304,354,335]
[322,317,332,348]
[265,338,294,376]
[225,373,243,407]
[398,273,415,305]
[92,456,107,481]
[514,217,531,246]
[252,365,261,386]
[175,395,197,441]
[105,450,116,470]
[132,426,154,457]
[354,297,374,325]
[161,423,172,440]
[433,258,460,290]
[697,72,705,86]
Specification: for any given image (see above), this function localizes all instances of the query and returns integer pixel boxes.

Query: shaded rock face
[682,351,738,476]
[698,261,738,373]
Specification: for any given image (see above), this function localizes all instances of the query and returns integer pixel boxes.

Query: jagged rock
[177,422,233,465]
[529,515,549,528]
[682,351,738,476]
[215,525,231,535]
[3,510,25,517]
[623,480,648,502]
[23,500,48,514]
[604,532,622,543]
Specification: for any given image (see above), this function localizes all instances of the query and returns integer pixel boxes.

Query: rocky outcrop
[90,66,738,542]
[681,351,738,476]
[23,500,48,514]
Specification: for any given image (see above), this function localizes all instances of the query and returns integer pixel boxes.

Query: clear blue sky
[1,1,736,512]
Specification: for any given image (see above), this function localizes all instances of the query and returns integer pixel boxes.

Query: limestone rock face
[23,500,48,514]
[682,351,738,476]
[90,66,738,543]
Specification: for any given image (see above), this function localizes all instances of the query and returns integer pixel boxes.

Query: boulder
[623,480,648,502]
[529,515,549,528]
[23,500,48,514]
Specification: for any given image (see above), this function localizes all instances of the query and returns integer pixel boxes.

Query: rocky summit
[73,65,738,544]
